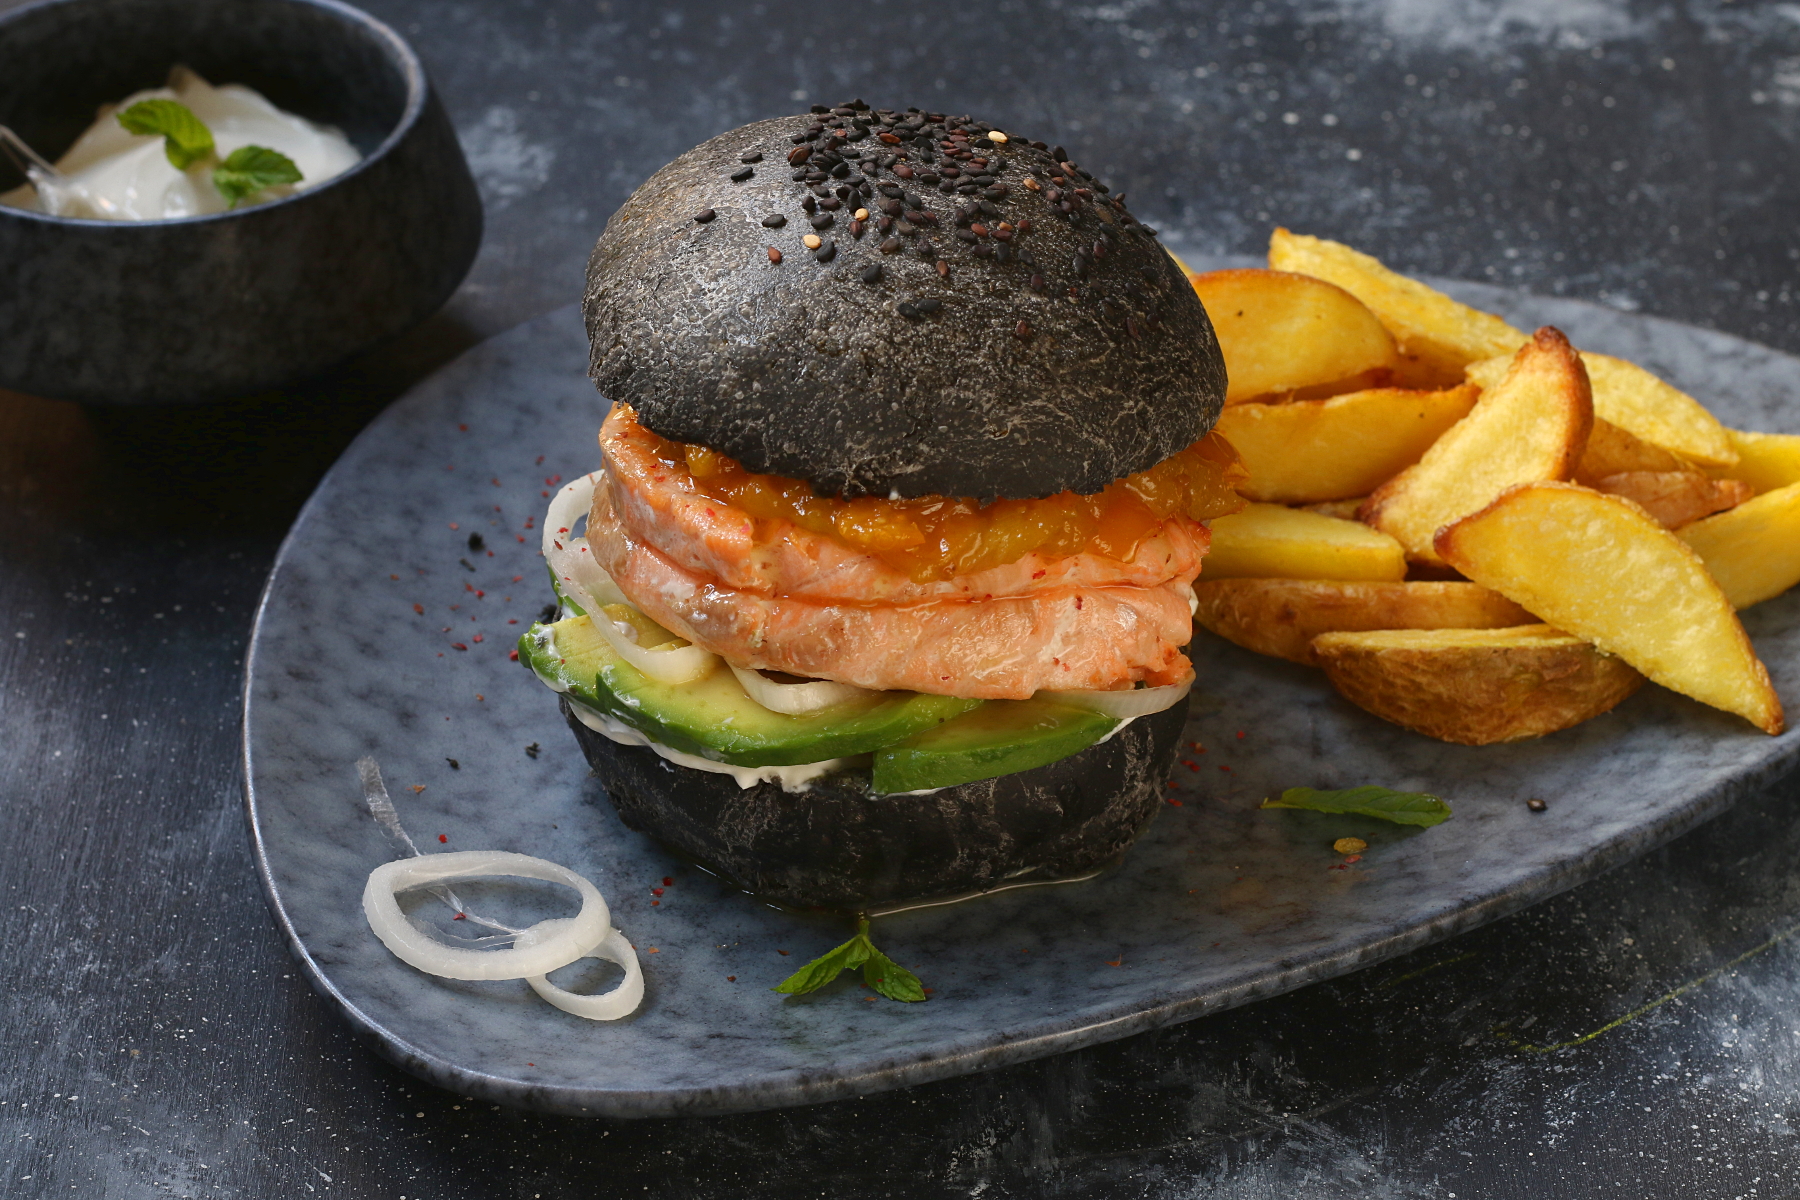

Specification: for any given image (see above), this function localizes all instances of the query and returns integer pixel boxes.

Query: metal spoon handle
[0,124,61,178]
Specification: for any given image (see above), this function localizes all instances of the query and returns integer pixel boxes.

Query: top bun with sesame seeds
[582,100,1226,502]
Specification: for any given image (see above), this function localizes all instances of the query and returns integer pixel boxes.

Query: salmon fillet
[599,405,1209,603]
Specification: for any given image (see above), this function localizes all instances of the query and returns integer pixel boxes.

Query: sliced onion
[363,851,609,981]
[1040,672,1194,720]
[542,471,627,614]
[590,611,717,685]
[729,664,871,715]
[515,918,645,1021]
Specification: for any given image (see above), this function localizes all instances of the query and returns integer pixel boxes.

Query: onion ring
[514,918,645,1021]
[1039,672,1193,720]
[590,609,718,685]
[362,851,610,981]
[543,471,627,615]
[729,664,871,714]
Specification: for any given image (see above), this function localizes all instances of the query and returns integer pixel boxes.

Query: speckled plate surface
[244,272,1800,1118]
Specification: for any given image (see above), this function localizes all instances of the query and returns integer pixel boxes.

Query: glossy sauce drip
[635,417,1247,583]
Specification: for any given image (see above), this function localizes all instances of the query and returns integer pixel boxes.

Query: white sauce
[564,699,849,793]
[1,67,360,220]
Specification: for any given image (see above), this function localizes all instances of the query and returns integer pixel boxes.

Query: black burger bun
[584,104,1226,502]
[562,694,1189,911]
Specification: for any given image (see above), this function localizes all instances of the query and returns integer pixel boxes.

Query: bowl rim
[0,0,428,229]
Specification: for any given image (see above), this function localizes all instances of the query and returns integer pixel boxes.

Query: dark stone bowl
[0,0,482,404]
[560,693,1189,912]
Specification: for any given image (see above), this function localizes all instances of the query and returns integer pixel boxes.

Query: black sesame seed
[916,297,942,313]
[731,167,755,182]
[897,301,920,318]
[835,184,855,200]
[1052,145,1068,161]
[955,229,979,243]
[694,208,716,223]
[811,104,830,113]
[1029,273,1047,292]
[896,220,917,236]
[1015,320,1033,340]
[1528,797,1548,812]
[880,237,903,254]
[972,244,994,258]
[818,197,841,211]
[741,151,763,164]
[1072,254,1089,277]
[790,170,808,181]
[994,244,1012,264]
[814,238,836,262]
[762,214,787,228]
[938,180,957,194]
[810,213,835,230]
[830,163,851,178]
[861,264,883,285]
[978,200,999,216]
[802,195,817,213]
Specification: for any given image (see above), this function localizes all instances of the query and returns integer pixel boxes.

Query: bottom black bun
[562,695,1189,911]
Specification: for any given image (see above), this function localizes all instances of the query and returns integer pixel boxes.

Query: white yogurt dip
[0,67,360,220]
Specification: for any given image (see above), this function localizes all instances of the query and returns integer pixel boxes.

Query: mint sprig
[213,144,302,207]
[1261,785,1452,828]
[118,99,215,169]
[773,918,927,1002]
[115,98,303,206]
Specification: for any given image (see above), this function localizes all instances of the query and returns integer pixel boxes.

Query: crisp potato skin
[1194,578,1533,664]
[1312,625,1646,745]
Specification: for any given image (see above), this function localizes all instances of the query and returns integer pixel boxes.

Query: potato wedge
[1303,498,1367,520]
[1188,268,1400,404]
[1217,384,1479,504]
[1466,351,1737,469]
[1575,418,1688,481]
[1204,503,1407,582]
[1435,482,1784,734]
[1709,428,1800,494]
[1194,578,1534,664]
[1268,228,1527,385]
[1361,328,1593,564]
[1588,471,1754,529]
[1312,625,1646,745]
[1678,481,1800,609]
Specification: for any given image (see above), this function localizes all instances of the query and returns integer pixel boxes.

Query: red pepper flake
[512,575,524,583]
[1165,797,1183,806]
[1181,759,1199,772]
[646,948,659,954]
[727,976,736,982]
[536,455,545,465]
[453,912,466,920]
[451,643,468,651]
[475,590,485,599]
[778,949,790,956]
[475,693,484,701]
[472,634,484,644]
[389,573,400,581]
[410,785,426,794]
[1345,854,1363,864]
[651,888,664,896]
[1104,957,1123,967]
[491,478,501,487]
[1236,730,1246,739]
[1218,765,1232,773]
[412,603,424,615]
[1165,781,1178,788]
[458,424,468,432]
[663,877,673,886]
[922,987,935,995]
[651,900,659,906]
[1188,741,1204,751]
[438,834,448,843]
[449,522,460,530]
[508,649,519,662]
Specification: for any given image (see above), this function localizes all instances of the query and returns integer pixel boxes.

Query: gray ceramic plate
[244,272,1800,1118]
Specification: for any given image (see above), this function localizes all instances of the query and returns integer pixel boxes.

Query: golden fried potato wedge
[1312,625,1646,745]
[1188,268,1400,404]
[1678,481,1800,609]
[1436,482,1784,734]
[1466,351,1737,469]
[1194,578,1534,664]
[1204,503,1407,582]
[1268,228,1527,385]
[1588,471,1754,529]
[1709,429,1800,494]
[1303,498,1368,520]
[1576,418,1689,481]
[1216,384,1479,504]
[1362,328,1593,564]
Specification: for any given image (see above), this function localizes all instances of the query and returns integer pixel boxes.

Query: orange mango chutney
[632,414,1248,584]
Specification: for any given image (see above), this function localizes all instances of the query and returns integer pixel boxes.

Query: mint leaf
[772,931,868,995]
[860,943,927,1003]
[212,144,303,208]
[773,919,927,1001]
[117,99,214,170]
[1261,785,1452,828]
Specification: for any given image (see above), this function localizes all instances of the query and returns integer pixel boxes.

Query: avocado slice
[871,698,1119,793]
[521,615,980,767]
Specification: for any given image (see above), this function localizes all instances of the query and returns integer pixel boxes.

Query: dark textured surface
[0,0,482,404]
[584,114,1223,500]
[562,692,1182,910]
[5,0,1800,1195]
